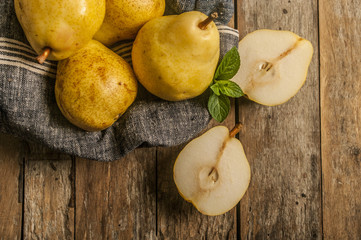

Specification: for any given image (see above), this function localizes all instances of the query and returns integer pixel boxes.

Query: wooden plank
[156,130,237,240]
[319,0,361,239]
[75,148,157,239]
[237,0,322,239]
[25,141,72,161]
[156,8,238,239]
[0,134,23,239]
[157,118,238,240]
[23,144,74,239]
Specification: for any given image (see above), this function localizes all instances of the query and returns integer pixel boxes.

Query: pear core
[199,167,219,190]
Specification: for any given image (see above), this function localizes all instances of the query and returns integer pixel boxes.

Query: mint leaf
[207,47,243,122]
[208,92,230,123]
[210,83,221,96]
[214,46,240,81]
[217,80,244,98]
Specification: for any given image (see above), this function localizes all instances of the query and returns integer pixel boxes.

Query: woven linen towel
[0,0,239,161]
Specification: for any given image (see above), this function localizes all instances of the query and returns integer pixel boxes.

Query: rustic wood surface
[237,0,322,239]
[319,0,361,239]
[1,0,360,239]
[0,134,23,239]
[23,144,73,239]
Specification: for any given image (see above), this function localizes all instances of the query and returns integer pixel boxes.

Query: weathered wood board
[75,149,157,239]
[156,12,238,240]
[1,0,361,239]
[237,0,322,239]
[319,0,361,238]
[23,144,74,239]
[0,134,23,240]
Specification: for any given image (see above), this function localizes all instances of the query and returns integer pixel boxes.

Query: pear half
[232,29,313,106]
[173,124,251,216]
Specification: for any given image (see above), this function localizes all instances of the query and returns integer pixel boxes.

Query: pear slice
[232,29,313,106]
[173,124,251,216]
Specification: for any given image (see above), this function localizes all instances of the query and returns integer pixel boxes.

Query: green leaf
[217,80,244,98]
[208,92,230,122]
[207,47,244,122]
[214,46,241,81]
[210,83,221,96]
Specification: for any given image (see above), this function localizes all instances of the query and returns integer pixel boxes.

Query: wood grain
[156,7,238,239]
[237,0,321,239]
[0,134,23,240]
[75,148,157,239]
[1,0,361,238]
[156,138,236,240]
[23,145,74,239]
[320,0,361,239]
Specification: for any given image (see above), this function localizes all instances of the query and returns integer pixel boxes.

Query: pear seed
[208,168,219,183]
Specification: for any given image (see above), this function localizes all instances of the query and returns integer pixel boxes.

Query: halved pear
[173,124,251,216]
[232,29,313,106]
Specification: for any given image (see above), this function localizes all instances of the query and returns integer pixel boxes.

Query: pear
[55,40,137,131]
[232,29,313,106]
[94,0,165,46]
[132,11,220,101]
[14,0,106,63]
[173,124,251,216]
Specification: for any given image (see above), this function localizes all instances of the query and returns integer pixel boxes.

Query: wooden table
[1,0,360,239]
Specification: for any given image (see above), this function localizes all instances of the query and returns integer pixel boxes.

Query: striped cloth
[0,37,57,78]
[0,0,239,161]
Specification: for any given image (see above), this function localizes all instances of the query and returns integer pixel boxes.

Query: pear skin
[94,0,165,46]
[14,0,106,62]
[55,40,137,131]
[132,11,220,101]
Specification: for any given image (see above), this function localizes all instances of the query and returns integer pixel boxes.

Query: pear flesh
[232,29,313,106]
[94,0,165,46]
[55,40,137,131]
[14,0,106,61]
[132,11,220,101]
[174,126,251,216]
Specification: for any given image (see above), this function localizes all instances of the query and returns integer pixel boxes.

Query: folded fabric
[0,0,239,161]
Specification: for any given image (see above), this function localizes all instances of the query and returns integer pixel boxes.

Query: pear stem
[229,123,243,138]
[198,12,218,30]
[36,47,51,64]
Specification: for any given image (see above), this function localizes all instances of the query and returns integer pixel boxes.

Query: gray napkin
[0,0,239,161]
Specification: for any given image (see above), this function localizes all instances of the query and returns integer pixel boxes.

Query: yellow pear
[132,11,220,101]
[94,0,165,46]
[55,40,137,131]
[14,0,106,63]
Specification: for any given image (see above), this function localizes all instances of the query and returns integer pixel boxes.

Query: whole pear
[14,0,106,63]
[132,11,220,101]
[94,0,165,46]
[55,40,137,131]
